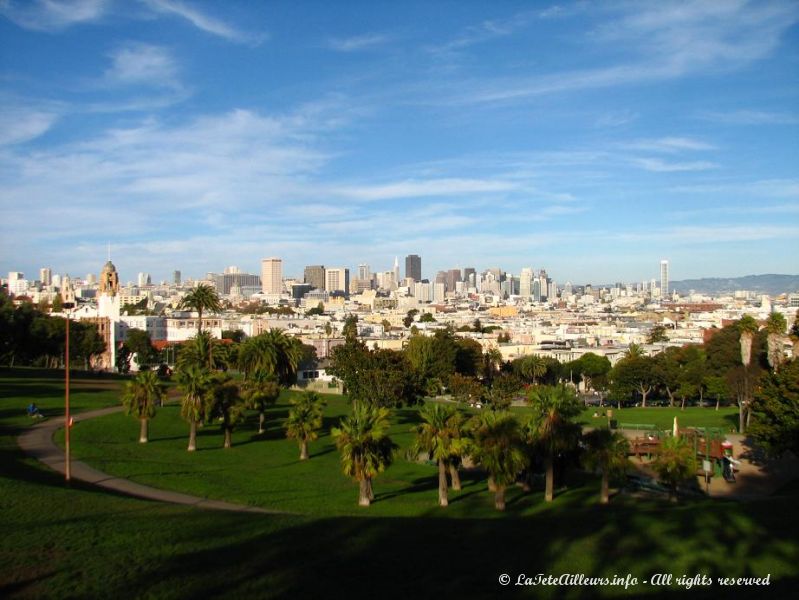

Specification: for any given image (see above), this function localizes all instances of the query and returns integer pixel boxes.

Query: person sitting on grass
[27,403,44,419]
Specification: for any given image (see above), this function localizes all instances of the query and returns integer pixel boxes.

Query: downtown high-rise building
[325,267,350,295]
[405,254,422,282]
[463,267,476,288]
[173,270,181,285]
[304,265,325,291]
[39,267,52,287]
[445,268,462,293]
[519,267,533,297]
[261,257,283,294]
[660,259,669,297]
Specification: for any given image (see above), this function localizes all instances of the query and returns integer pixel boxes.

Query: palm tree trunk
[545,456,554,502]
[300,439,309,460]
[366,477,374,501]
[437,460,449,506]
[258,411,265,434]
[449,463,461,491]
[197,307,203,334]
[224,426,232,449]
[600,471,609,504]
[738,399,746,434]
[139,418,148,443]
[488,475,497,492]
[188,418,197,451]
[358,478,370,506]
[495,485,506,511]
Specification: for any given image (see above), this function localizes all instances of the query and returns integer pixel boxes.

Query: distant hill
[670,274,799,296]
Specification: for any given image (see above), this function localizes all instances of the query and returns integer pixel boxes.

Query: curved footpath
[17,406,283,514]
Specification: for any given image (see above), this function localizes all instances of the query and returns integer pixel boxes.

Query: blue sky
[1,0,798,286]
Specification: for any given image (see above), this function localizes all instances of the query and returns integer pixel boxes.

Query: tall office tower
[433,282,446,303]
[563,281,573,297]
[405,254,422,282]
[660,260,669,297]
[435,271,447,286]
[304,265,326,291]
[519,267,533,297]
[393,257,400,284]
[39,267,52,286]
[463,267,476,287]
[137,272,151,287]
[325,268,350,294]
[174,270,182,285]
[446,268,462,293]
[261,257,283,294]
[358,263,371,281]
[224,266,240,274]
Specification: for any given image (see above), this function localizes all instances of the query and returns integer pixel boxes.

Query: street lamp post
[63,301,74,482]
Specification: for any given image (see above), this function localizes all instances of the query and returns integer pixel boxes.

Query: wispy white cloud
[332,178,518,201]
[632,158,719,173]
[621,137,716,153]
[0,106,59,145]
[618,225,799,244]
[0,0,107,31]
[594,110,638,128]
[428,10,537,57]
[696,109,799,125]
[328,33,390,52]
[140,0,266,45]
[104,43,179,88]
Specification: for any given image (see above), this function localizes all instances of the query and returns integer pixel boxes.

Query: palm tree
[582,429,630,504]
[481,347,503,385]
[176,364,211,452]
[652,436,696,502]
[332,402,397,507]
[177,331,228,371]
[121,370,166,443]
[285,392,326,460]
[237,329,303,385]
[179,284,222,334]
[520,355,546,385]
[624,343,645,360]
[737,315,759,433]
[526,385,583,502]
[409,403,468,506]
[765,312,787,372]
[470,411,526,511]
[206,373,245,449]
[242,370,281,434]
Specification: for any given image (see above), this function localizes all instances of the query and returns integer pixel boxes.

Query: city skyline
[1,1,798,283]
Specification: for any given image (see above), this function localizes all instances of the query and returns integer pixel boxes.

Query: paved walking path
[17,406,283,514]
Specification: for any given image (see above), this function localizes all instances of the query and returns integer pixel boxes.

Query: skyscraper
[660,260,669,297]
[393,256,400,284]
[304,265,326,291]
[405,254,422,282]
[173,270,181,285]
[358,263,371,281]
[325,267,349,295]
[39,267,52,287]
[446,268,462,293]
[519,267,533,297]
[261,257,283,294]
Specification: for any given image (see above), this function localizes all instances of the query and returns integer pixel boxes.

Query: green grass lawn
[577,406,740,431]
[2,368,798,599]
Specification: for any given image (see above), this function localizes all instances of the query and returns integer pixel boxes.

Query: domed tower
[99,260,119,297]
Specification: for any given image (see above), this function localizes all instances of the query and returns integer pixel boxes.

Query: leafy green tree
[285,392,327,460]
[575,353,612,392]
[454,337,483,376]
[419,312,436,323]
[652,436,697,502]
[624,343,645,360]
[178,284,222,334]
[176,364,211,451]
[242,370,281,434]
[332,402,398,506]
[749,359,799,457]
[125,328,157,369]
[342,314,359,341]
[704,375,730,411]
[205,374,246,449]
[409,403,468,506]
[526,385,582,502]
[222,329,246,343]
[582,429,630,504]
[486,372,523,410]
[480,347,504,385]
[305,302,325,317]
[647,324,669,344]
[676,345,706,409]
[610,355,659,407]
[403,309,419,328]
[470,411,526,511]
[653,346,682,407]
[448,373,484,406]
[330,342,421,407]
[121,370,166,443]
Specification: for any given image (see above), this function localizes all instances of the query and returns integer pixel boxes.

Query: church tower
[99,260,119,296]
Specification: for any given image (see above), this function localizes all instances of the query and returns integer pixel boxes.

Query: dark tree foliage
[749,359,799,457]
[454,337,483,377]
[124,328,158,367]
